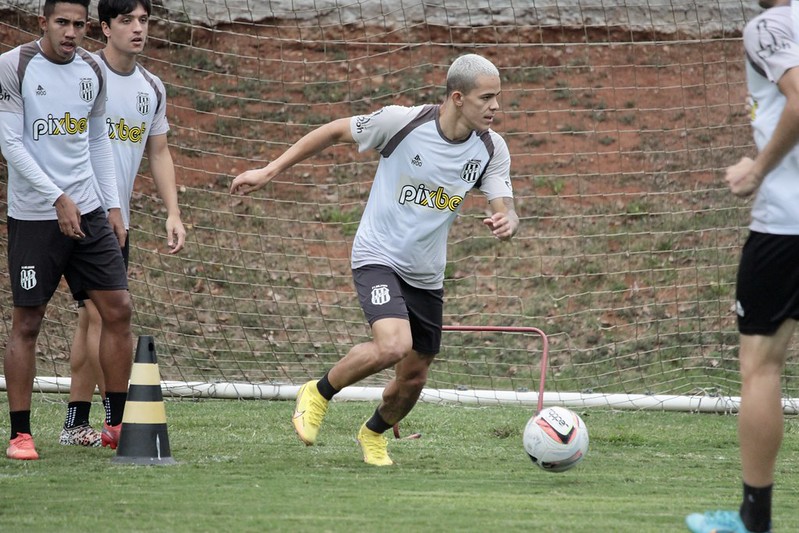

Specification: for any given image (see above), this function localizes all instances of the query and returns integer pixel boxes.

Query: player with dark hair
[231,53,518,465]
[58,0,186,448]
[686,1,798,531]
[0,0,132,460]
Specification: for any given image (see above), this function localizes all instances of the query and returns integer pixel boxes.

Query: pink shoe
[101,423,122,450]
[7,433,39,460]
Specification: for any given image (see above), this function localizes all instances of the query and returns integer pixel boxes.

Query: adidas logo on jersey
[36,85,46,96]
[411,154,423,167]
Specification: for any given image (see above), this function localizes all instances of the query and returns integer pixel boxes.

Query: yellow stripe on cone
[122,400,167,424]
[129,363,161,386]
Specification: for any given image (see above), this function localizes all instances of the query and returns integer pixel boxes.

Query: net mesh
[0,1,782,406]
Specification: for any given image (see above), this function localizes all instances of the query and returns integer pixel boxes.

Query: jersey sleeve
[89,113,120,210]
[83,53,119,209]
[350,105,420,153]
[479,131,513,201]
[0,48,64,205]
[149,74,170,137]
[0,49,24,115]
[744,8,799,83]
[90,56,107,118]
[0,111,65,205]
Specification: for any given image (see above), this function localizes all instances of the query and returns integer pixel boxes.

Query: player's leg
[356,273,442,465]
[292,265,414,446]
[6,306,47,460]
[357,349,433,466]
[88,288,133,449]
[374,349,434,425]
[687,232,794,533]
[64,208,132,449]
[60,301,103,447]
[685,324,789,533]
[5,305,48,460]
[5,217,70,460]
[737,322,793,531]
[292,318,413,446]
[328,317,414,389]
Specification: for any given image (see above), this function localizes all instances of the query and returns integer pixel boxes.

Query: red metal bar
[393,325,549,439]
[442,325,549,413]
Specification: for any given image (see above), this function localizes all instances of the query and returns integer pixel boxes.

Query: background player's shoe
[685,510,764,533]
[292,380,329,445]
[101,422,122,449]
[356,423,394,466]
[59,424,102,447]
[7,433,39,460]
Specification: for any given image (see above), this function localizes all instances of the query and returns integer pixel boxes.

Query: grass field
[1,394,797,532]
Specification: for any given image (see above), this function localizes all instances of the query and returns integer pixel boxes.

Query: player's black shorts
[736,231,799,335]
[77,230,129,308]
[7,208,128,307]
[352,264,444,356]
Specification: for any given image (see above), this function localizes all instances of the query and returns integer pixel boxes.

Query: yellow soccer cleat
[356,423,394,466]
[291,380,329,446]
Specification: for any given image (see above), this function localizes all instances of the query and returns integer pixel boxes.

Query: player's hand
[54,193,84,239]
[725,156,762,198]
[107,208,127,247]
[483,212,517,241]
[230,167,272,196]
[165,214,186,254]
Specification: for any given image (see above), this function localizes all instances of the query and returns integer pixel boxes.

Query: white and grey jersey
[0,41,112,220]
[350,104,513,289]
[743,3,799,234]
[99,51,169,228]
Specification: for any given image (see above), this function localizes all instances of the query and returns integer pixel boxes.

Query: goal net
[2,0,794,412]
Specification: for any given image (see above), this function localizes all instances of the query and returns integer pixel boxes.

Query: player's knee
[400,372,428,393]
[741,356,783,382]
[12,312,45,341]
[100,293,133,326]
[375,337,413,367]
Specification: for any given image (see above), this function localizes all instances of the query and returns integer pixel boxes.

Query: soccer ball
[523,406,589,473]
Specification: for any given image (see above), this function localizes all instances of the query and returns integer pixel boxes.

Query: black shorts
[352,264,444,356]
[77,230,129,307]
[7,208,128,307]
[736,231,799,335]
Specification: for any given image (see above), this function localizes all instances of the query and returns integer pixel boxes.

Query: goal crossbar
[12,325,799,414]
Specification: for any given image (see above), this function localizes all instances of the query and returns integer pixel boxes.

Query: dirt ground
[0,10,749,204]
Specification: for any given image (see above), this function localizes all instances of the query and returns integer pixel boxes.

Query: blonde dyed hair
[446,54,500,96]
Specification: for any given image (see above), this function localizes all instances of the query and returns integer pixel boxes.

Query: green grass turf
[0,394,797,532]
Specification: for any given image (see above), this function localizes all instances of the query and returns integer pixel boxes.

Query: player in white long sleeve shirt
[58,0,186,449]
[0,0,133,460]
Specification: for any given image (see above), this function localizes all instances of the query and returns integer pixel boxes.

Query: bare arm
[230,117,354,196]
[726,67,799,197]
[484,197,519,241]
[145,133,185,253]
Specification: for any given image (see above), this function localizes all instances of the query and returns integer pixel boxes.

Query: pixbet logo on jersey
[398,183,463,212]
[107,117,148,143]
[32,112,88,140]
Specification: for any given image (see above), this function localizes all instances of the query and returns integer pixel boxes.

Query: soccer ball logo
[523,406,589,473]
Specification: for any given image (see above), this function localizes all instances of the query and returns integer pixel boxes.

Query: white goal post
[3,1,797,413]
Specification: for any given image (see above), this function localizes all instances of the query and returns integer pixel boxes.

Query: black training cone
[112,335,176,465]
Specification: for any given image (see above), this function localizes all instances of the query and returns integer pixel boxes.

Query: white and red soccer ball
[523,406,589,473]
